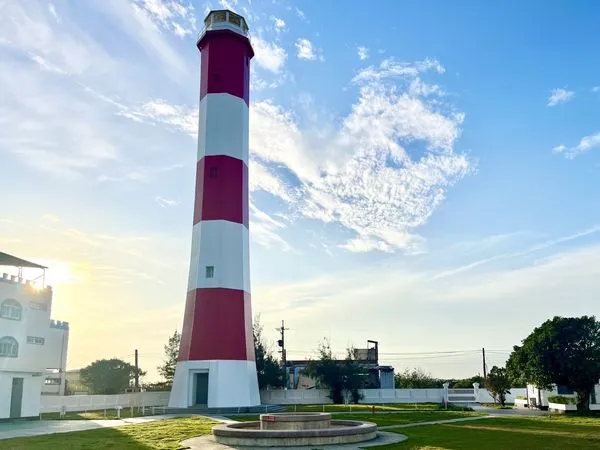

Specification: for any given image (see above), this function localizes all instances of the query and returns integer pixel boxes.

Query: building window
[44,377,62,385]
[0,299,22,321]
[27,336,45,345]
[209,167,219,178]
[30,301,47,311]
[205,266,215,278]
[0,336,18,358]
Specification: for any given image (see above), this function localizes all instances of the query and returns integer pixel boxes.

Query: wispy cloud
[132,0,197,37]
[357,46,369,60]
[592,86,600,93]
[553,132,600,159]
[155,196,178,208]
[48,3,60,22]
[271,16,286,31]
[252,35,288,74]
[250,204,293,251]
[295,7,306,21]
[295,38,317,60]
[353,58,445,83]
[119,55,472,253]
[547,88,574,107]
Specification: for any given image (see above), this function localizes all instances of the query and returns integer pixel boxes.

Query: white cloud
[48,3,60,22]
[132,0,196,37]
[553,132,600,159]
[295,8,306,21]
[353,58,445,84]
[547,88,574,107]
[100,0,188,76]
[250,203,293,251]
[155,196,178,207]
[295,38,316,60]
[252,36,287,74]
[357,46,369,60]
[118,57,472,253]
[119,99,197,136]
[219,0,238,11]
[271,16,285,30]
[29,54,67,74]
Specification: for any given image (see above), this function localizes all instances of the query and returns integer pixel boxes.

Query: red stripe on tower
[193,156,249,227]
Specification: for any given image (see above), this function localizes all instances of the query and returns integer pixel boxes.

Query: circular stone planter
[260,412,331,430]
[212,413,378,447]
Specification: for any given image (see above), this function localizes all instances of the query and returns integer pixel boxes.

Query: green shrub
[547,395,575,405]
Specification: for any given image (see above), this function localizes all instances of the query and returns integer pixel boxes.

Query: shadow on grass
[0,417,216,450]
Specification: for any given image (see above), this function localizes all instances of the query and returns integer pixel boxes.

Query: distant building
[64,369,88,395]
[0,252,69,419]
[287,340,395,390]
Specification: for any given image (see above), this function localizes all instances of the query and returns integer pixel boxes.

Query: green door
[10,378,24,419]
[195,373,209,406]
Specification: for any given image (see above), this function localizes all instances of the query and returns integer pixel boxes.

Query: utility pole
[277,320,289,388]
[134,349,140,392]
[482,347,487,380]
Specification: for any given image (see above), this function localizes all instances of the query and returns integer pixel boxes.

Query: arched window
[0,336,18,358]
[0,299,22,321]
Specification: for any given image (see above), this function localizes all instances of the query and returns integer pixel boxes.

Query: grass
[0,417,217,450]
[229,410,483,427]
[376,415,600,449]
[40,408,152,421]
[1,413,599,449]
[479,402,515,409]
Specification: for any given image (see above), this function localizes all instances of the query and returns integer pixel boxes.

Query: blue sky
[1,0,600,381]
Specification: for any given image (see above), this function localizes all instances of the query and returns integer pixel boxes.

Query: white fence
[261,387,530,405]
[38,387,539,413]
[40,391,170,413]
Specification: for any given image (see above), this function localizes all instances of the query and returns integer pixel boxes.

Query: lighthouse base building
[168,9,260,409]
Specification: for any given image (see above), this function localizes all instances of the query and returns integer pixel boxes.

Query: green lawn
[230,411,482,427]
[1,413,598,449]
[377,415,600,449]
[0,417,217,450]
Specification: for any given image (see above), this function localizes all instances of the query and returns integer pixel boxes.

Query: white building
[0,252,69,419]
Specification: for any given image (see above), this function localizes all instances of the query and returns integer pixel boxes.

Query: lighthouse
[169,10,260,409]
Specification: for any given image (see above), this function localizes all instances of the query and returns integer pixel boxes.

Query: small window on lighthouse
[205,266,215,278]
[209,167,218,178]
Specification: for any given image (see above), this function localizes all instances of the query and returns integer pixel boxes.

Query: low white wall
[40,391,170,413]
[261,388,446,405]
[261,387,531,405]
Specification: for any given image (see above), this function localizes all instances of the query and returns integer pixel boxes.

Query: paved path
[379,415,491,430]
[0,415,178,440]
[471,406,549,416]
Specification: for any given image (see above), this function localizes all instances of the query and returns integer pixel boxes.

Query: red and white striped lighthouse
[169,9,260,409]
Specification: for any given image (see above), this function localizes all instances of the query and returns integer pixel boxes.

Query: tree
[253,316,285,390]
[157,330,181,386]
[304,339,367,404]
[453,375,485,389]
[80,358,145,395]
[507,316,600,412]
[394,368,442,389]
[486,366,511,406]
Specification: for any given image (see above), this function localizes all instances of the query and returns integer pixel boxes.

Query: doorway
[195,373,209,406]
[10,378,24,419]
